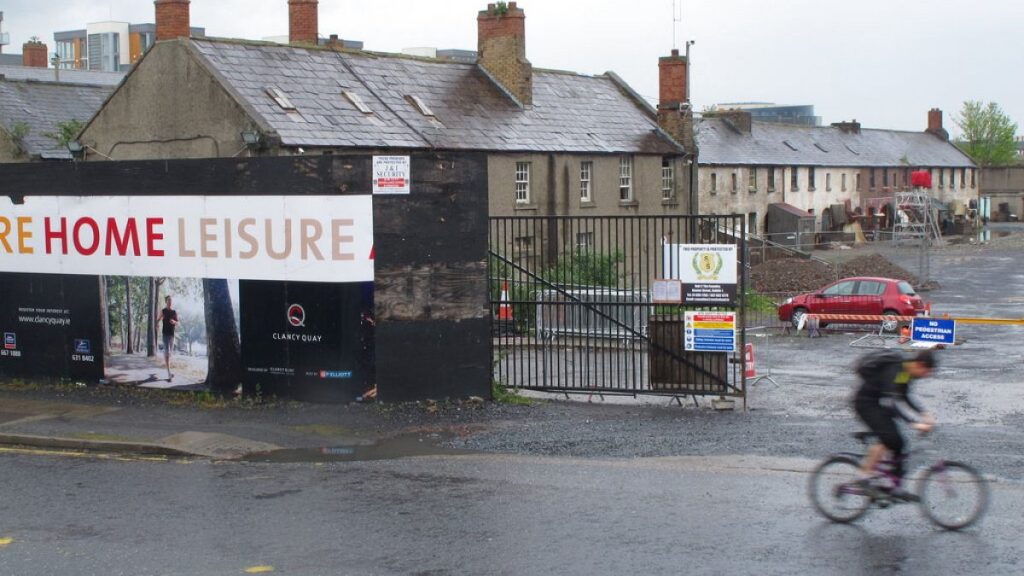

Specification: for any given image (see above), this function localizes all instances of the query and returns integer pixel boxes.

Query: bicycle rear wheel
[918,461,989,530]
[809,456,871,523]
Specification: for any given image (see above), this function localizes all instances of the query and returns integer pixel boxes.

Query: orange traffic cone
[498,282,513,321]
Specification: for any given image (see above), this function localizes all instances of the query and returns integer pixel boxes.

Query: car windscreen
[897,281,916,295]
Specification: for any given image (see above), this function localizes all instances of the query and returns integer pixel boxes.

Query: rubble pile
[750,253,919,294]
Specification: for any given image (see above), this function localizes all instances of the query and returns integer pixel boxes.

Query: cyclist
[853,348,937,500]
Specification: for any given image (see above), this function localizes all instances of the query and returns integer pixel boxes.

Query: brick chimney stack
[926,108,948,141]
[657,49,694,152]
[155,0,191,41]
[22,39,48,68]
[477,2,532,107]
[289,0,319,45]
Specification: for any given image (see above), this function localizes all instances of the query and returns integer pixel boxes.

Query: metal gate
[490,215,747,402]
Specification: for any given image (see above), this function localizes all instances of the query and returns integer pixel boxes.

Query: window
[791,167,799,191]
[961,168,967,189]
[748,168,757,193]
[514,236,534,250]
[971,169,976,187]
[939,168,944,187]
[841,173,847,192]
[406,95,435,117]
[826,173,832,192]
[856,281,886,296]
[808,167,817,191]
[883,169,889,187]
[949,169,956,189]
[856,173,861,191]
[823,281,857,296]
[731,172,738,194]
[576,232,594,249]
[88,32,120,72]
[619,157,633,201]
[661,158,675,200]
[343,90,374,114]
[767,167,776,193]
[869,169,876,189]
[580,161,593,202]
[748,212,758,235]
[266,87,296,111]
[710,173,718,193]
[515,162,531,204]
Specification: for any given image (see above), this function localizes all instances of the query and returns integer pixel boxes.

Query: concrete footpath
[0,383,491,460]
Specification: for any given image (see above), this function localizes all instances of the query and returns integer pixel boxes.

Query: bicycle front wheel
[918,461,989,530]
[809,456,871,523]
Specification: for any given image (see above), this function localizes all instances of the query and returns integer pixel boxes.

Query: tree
[203,279,242,394]
[954,101,1019,166]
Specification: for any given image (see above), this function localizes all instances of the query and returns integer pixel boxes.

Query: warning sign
[373,156,411,195]
[684,311,736,352]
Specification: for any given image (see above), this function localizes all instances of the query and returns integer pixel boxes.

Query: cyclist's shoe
[852,477,887,499]
[888,487,920,503]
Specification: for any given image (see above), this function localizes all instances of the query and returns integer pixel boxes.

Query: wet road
[1,448,1022,575]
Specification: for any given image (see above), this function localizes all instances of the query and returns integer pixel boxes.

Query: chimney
[477,2,532,107]
[155,0,191,41]
[22,39,48,68]
[831,120,861,134]
[926,108,948,141]
[289,0,319,45]
[657,49,694,151]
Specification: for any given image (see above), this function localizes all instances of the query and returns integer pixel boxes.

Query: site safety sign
[911,317,956,345]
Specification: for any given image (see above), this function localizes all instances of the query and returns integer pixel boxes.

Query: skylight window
[783,140,798,151]
[844,143,860,155]
[265,87,296,111]
[814,143,829,153]
[343,90,373,114]
[406,95,435,118]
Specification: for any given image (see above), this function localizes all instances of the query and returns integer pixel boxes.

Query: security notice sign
[684,311,736,352]
[663,244,738,305]
[373,155,411,195]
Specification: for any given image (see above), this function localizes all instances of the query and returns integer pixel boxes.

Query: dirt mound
[751,253,919,294]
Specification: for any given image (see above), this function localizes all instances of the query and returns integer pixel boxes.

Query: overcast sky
[1,0,1020,134]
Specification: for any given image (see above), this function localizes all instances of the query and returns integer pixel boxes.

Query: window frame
[580,161,593,203]
[661,158,675,200]
[515,161,531,204]
[618,156,634,202]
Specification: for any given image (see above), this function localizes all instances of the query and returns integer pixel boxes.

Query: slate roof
[0,79,114,159]
[0,64,125,86]
[697,118,975,168]
[187,38,682,155]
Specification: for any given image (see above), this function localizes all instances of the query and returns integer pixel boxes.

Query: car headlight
[783,297,793,305]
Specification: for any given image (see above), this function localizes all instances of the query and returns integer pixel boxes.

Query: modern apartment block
[54,21,205,71]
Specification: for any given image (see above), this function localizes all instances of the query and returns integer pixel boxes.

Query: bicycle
[808,431,989,530]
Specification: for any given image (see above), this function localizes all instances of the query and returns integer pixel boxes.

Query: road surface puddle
[239,432,475,463]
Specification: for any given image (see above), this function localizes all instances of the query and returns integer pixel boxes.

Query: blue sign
[911,318,956,345]
[3,333,15,350]
[684,312,737,352]
[74,339,92,354]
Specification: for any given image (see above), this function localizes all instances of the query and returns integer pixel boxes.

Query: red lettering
[72,217,100,256]
[44,217,69,255]
[146,218,164,257]
[104,217,141,256]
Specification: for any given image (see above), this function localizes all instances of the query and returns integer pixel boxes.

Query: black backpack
[854,349,904,380]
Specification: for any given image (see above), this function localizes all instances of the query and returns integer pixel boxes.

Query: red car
[777,277,926,331]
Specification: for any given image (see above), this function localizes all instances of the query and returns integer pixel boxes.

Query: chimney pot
[155,0,191,42]
[477,2,532,106]
[22,40,49,68]
[289,0,319,45]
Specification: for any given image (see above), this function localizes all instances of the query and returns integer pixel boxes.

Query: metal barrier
[536,288,649,341]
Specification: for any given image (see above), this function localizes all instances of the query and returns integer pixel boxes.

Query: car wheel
[791,308,808,330]
[881,309,900,333]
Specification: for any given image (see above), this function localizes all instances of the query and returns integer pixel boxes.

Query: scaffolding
[892,188,942,284]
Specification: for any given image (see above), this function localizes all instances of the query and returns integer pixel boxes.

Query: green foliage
[492,381,532,405]
[495,1,509,14]
[543,249,624,288]
[43,119,86,148]
[954,101,1019,166]
[9,122,30,141]
[745,291,778,313]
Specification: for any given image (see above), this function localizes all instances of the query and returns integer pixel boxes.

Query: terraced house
[696,109,978,236]
[77,0,697,225]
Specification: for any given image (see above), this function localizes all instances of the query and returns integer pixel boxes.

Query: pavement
[0,383,494,460]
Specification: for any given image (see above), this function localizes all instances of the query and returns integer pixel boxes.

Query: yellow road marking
[948,317,1024,326]
[244,567,274,573]
[0,446,169,463]
[0,538,13,547]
